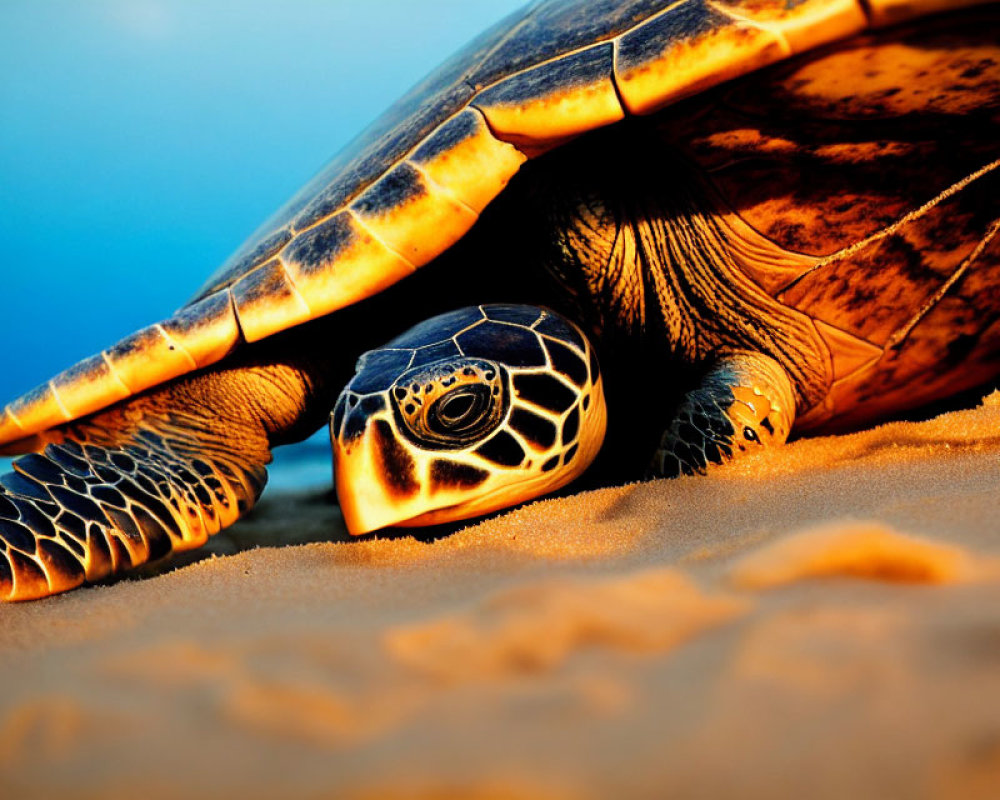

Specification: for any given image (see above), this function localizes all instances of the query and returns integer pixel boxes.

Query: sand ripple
[385,568,750,681]
[730,522,1000,588]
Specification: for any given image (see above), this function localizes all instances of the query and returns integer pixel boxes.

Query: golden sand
[3,396,1000,797]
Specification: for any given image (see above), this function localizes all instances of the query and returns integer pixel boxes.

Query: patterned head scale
[331,304,607,533]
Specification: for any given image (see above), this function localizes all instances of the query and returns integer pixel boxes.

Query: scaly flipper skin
[649,352,795,478]
[0,433,262,601]
[0,357,323,601]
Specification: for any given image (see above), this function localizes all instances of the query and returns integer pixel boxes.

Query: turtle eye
[427,386,492,436]
[390,358,507,450]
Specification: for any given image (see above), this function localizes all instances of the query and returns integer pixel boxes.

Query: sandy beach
[2,396,1000,798]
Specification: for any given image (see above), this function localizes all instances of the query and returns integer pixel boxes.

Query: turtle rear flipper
[0,357,322,601]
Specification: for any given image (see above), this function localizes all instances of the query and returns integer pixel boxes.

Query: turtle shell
[0,0,992,448]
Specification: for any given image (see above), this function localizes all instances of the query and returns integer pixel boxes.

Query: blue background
[0,0,528,405]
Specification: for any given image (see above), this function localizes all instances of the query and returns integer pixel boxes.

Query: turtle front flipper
[649,352,795,479]
[0,356,324,601]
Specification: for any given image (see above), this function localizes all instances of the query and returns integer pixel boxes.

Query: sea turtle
[1,0,998,601]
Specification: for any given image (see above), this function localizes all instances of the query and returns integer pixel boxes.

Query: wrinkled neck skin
[45,327,339,463]
[514,125,826,405]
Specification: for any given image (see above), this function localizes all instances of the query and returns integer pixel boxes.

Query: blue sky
[0,0,528,403]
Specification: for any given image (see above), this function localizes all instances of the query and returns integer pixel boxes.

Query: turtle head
[331,304,607,534]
